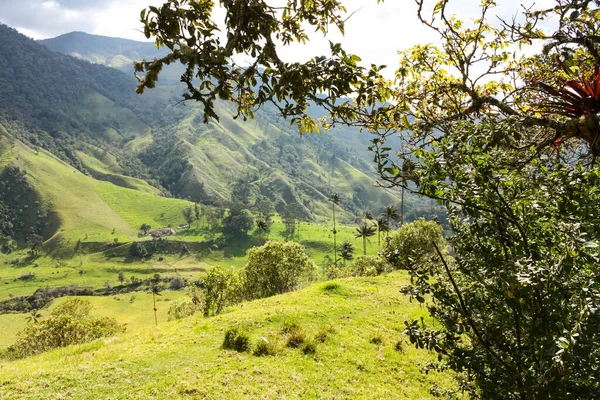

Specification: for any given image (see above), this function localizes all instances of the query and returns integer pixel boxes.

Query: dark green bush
[222,327,251,352]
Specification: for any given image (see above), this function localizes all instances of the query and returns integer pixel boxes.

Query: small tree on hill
[222,203,254,237]
[26,233,43,256]
[182,206,194,226]
[244,241,315,299]
[140,223,152,235]
[118,271,125,285]
[383,219,445,271]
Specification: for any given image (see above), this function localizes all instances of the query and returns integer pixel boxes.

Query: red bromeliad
[538,65,600,118]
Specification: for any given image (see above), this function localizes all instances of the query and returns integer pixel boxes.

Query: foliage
[222,326,251,352]
[222,203,254,237]
[382,219,445,271]
[328,255,390,279]
[124,0,600,396]
[202,266,243,317]
[354,222,376,256]
[130,241,149,259]
[253,337,280,356]
[337,240,354,264]
[3,298,124,359]
[244,241,315,299]
[167,296,201,321]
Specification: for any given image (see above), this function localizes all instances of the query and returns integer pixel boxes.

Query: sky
[0,0,555,69]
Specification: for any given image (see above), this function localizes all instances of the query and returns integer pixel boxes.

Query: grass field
[0,272,457,399]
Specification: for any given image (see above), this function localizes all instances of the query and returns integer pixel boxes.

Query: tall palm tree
[331,193,341,265]
[376,216,389,252]
[385,205,400,234]
[255,217,271,243]
[148,283,162,327]
[338,241,355,265]
[355,222,376,256]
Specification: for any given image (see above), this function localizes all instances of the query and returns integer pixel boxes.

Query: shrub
[222,327,251,352]
[253,337,279,356]
[130,242,149,259]
[301,338,317,355]
[284,323,306,349]
[382,219,445,270]
[202,266,243,317]
[167,297,202,321]
[314,325,335,343]
[169,276,186,290]
[244,241,316,299]
[3,298,125,359]
[350,256,389,276]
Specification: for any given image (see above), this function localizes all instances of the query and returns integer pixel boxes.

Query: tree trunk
[332,203,337,266]
[400,185,405,226]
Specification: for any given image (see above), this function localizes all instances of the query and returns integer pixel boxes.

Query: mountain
[0,25,443,251]
[40,31,183,84]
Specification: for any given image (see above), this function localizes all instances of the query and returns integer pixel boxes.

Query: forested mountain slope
[0,24,438,250]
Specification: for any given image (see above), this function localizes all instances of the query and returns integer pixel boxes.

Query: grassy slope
[0,272,455,399]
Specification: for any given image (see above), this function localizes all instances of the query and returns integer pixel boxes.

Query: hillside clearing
[0,272,455,399]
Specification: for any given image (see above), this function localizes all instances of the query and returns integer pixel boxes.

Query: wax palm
[148,283,162,327]
[26,309,42,324]
[385,205,400,233]
[376,216,389,252]
[338,241,355,265]
[355,222,376,255]
[331,193,341,265]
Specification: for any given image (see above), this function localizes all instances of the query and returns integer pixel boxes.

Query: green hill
[0,272,455,399]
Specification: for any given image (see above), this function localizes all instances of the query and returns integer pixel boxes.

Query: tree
[330,193,340,265]
[181,206,194,226]
[375,216,389,252]
[354,222,376,256]
[382,219,444,271]
[222,203,254,237]
[148,283,162,327]
[26,233,43,256]
[117,271,125,285]
[337,241,354,265]
[25,309,42,324]
[384,205,400,234]
[254,217,272,243]
[194,202,201,222]
[138,1,600,396]
[244,241,315,299]
[282,202,304,240]
[139,223,152,236]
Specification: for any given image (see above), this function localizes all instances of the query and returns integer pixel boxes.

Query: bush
[130,242,149,259]
[167,297,202,321]
[283,322,306,348]
[169,276,186,290]
[327,256,390,279]
[253,337,279,356]
[301,338,317,355]
[382,219,445,270]
[3,298,125,359]
[202,267,243,317]
[244,241,316,299]
[222,327,251,352]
